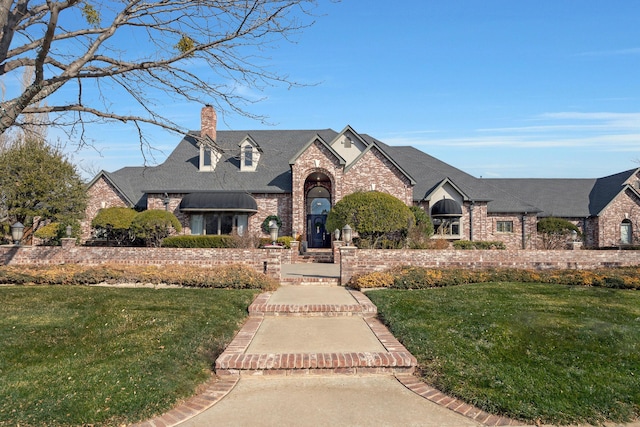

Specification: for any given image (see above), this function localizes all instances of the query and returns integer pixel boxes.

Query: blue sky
[31,1,640,178]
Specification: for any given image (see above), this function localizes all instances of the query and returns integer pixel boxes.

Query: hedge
[162,235,236,248]
[347,265,640,290]
[0,264,279,290]
[452,240,506,250]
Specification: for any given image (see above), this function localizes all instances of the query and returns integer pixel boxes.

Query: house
[83,105,640,249]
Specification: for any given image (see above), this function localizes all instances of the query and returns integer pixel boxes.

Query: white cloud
[384,111,640,153]
[576,47,640,57]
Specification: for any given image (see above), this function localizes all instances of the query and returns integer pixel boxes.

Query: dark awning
[179,192,258,212]
[431,198,462,217]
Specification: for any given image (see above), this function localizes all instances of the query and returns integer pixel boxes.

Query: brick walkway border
[132,289,524,427]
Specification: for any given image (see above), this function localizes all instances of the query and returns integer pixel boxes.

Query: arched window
[621,219,632,245]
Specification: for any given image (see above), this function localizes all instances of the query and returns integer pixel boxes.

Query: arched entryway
[305,172,332,248]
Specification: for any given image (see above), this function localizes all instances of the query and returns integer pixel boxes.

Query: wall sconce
[11,222,24,245]
[162,193,170,211]
[269,223,279,245]
[342,224,352,246]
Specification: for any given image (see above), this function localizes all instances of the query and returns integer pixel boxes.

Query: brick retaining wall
[339,247,640,285]
[3,243,640,285]
[0,242,284,280]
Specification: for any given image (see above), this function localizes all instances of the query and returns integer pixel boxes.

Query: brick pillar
[263,247,283,280]
[339,246,357,285]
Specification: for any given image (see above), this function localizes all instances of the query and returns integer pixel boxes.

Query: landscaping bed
[348,265,640,290]
[0,264,279,290]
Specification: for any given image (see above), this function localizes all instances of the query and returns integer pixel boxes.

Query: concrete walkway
[134,270,523,427]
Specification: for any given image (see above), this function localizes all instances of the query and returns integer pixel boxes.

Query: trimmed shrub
[162,235,235,248]
[0,264,279,290]
[91,207,138,245]
[130,210,182,247]
[347,266,640,291]
[453,240,506,250]
[259,236,294,249]
[33,220,81,246]
[33,222,61,245]
[326,191,414,248]
[537,217,581,249]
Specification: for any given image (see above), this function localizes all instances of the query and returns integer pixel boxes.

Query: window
[190,213,248,236]
[433,218,461,237]
[244,146,253,167]
[621,219,632,245]
[497,221,514,233]
[203,147,212,167]
[199,143,220,171]
[190,214,204,235]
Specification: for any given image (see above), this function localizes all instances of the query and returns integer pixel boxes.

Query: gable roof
[288,133,345,166]
[372,141,538,213]
[98,126,632,218]
[488,168,640,217]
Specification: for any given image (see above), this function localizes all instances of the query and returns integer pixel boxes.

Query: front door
[308,214,329,248]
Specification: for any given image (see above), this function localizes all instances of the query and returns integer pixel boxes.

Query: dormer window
[244,145,253,167]
[199,137,221,171]
[239,136,261,172]
[203,147,213,167]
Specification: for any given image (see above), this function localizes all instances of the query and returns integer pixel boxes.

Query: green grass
[367,283,640,425]
[0,286,258,427]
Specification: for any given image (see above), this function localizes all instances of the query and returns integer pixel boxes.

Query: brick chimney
[201,104,217,141]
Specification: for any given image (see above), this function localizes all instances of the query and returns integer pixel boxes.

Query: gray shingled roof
[488,169,638,217]
[102,128,633,218]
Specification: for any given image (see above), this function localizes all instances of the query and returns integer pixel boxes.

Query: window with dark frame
[496,220,514,233]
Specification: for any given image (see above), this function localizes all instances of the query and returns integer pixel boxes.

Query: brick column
[263,247,283,280]
[339,245,358,285]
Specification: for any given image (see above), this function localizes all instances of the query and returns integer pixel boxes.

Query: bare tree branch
[1,0,321,148]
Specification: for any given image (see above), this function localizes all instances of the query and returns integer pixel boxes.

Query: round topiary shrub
[326,191,414,248]
[130,210,182,247]
[91,207,138,245]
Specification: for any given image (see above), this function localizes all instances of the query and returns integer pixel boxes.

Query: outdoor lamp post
[66,225,73,237]
[11,222,24,245]
[342,224,352,246]
[334,228,340,241]
[269,223,279,245]
[570,230,578,242]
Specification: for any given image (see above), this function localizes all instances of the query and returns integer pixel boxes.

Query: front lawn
[367,283,640,425]
[0,286,258,427]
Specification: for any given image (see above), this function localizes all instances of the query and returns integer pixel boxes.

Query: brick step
[296,253,334,263]
[248,290,376,317]
[215,313,417,376]
[215,350,416,376]
[279,277,341,286]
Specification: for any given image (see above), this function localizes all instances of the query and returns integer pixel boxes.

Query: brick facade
[80,111,640,249]
[252,193,293,237]
[81,175,130,240]
[596,187,640,247]
[342,148,413,205]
